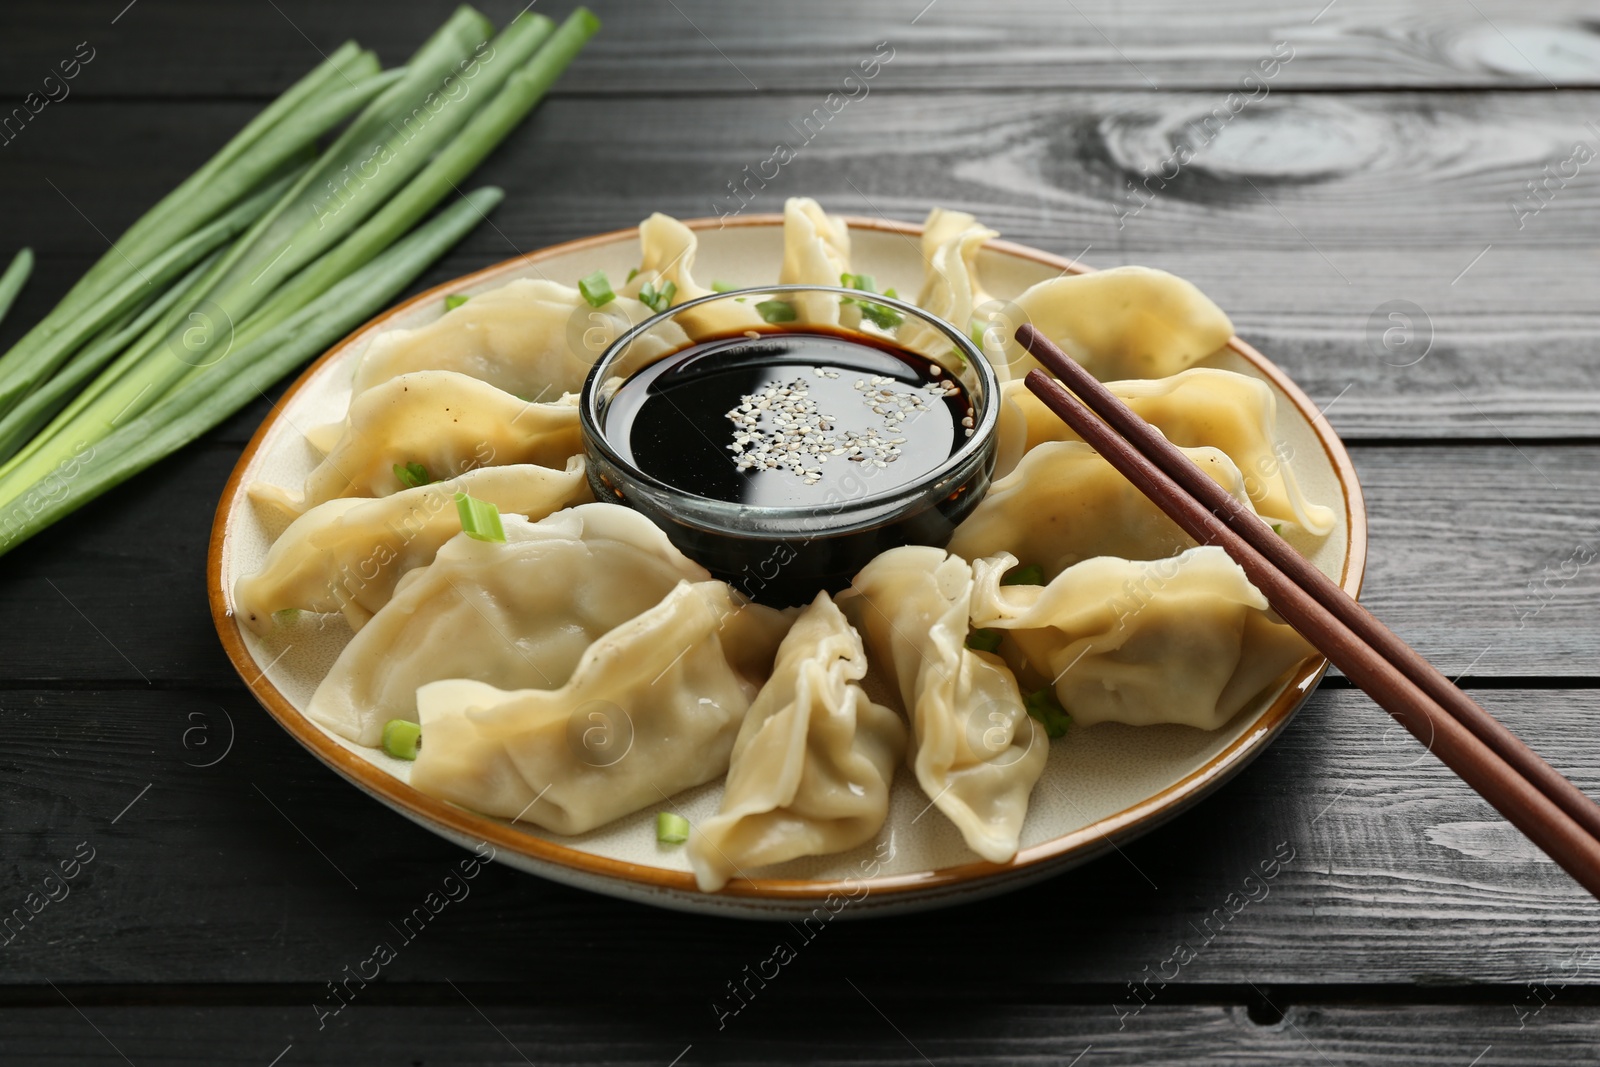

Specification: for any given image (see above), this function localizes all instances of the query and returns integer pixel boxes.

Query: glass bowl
[578,284,999,606]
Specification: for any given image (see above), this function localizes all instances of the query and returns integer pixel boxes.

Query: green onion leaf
[0,249,33,332]
[948,346,968,367]
[756,299,797,323]
[394,461,431,489]
[840,271,877,293]
[626,267,639,283]
[966,628,1003,653]
[382,719,423,760]
[1024,688,1072,739]
[883,287,898,300]
[454,491,506,542]
[656,811,690,844]
[1001,563,1045,586]
[970,322,988,346]
[1272,523,1283,534]
[711,280,736,293]
[578,269,614,308]
[444,293,471,311]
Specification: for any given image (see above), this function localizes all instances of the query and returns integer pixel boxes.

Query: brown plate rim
[207,213,1369,903]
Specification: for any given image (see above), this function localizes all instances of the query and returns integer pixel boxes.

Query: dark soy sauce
[605,327,974,505]
[592,326,991,606]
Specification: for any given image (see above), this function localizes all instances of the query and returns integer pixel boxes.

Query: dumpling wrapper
[622,213,763,337]
[249,371,584,517]
[970,549,1313,730]
[948,439,1254,579]
[838,546,1047,864]
[348,277,688,402]
[900,209,998,361]
[305,503,758,747]
[988,266,1234,382]
[778,197,852,325]
[994,369,1336,535]
[411,578,791,835]
[687,591,906,892]
[234,459,592,635]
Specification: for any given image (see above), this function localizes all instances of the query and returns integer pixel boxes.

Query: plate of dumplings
[209,199,1366,918]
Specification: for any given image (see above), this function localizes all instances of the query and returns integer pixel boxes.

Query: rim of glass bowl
[578,284,1000,526]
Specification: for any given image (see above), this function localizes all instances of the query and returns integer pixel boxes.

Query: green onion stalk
[0,188,504,555]
[0,6,599,552]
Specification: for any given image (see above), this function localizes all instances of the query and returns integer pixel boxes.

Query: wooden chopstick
[1015,327,1600,900]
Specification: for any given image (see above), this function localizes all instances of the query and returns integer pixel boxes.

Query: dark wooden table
[4,1,1600,1063]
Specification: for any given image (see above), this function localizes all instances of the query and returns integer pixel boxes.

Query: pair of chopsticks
[1016,325,1600,901]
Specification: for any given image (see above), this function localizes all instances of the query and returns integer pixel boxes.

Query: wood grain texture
[1,0,1598,1052]
[5,0,1600,96]
[6,90,1600,439]
[3,1000,1599,1067]
[1,687,1595,987]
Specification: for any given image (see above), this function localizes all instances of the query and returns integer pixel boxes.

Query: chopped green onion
[625,267,639,283]
[838,272,903,329]
[948,346,967,367]
[854,300,903,330]
[0,249,33,332]
[382,719,422,760]
[638,279,678,313]
[272,608,301,624]
[1024,688,1072,739]
[711,280,736,293]
[656,811,690,844]
[1001,563,1045,586]
[966,628,1003,653]
[970,322,988,346]
[577,269,614,308]
[454,491,506,542]
[394,461,431,488]
[1272,523,1283,534]
[444,293,471,311]
[756,299,797,323]
[883,287,898,299]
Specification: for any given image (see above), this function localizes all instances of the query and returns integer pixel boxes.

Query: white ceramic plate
[209,215,1367,918]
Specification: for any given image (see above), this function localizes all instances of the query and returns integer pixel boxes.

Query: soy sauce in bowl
[580,287,999,606]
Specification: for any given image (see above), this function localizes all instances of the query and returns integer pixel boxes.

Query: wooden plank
[5,91,1600,439]
[3,443,1598,683]
[1,686,1595,987]
[6,0,1600,96]
[1,1000,1598,1066]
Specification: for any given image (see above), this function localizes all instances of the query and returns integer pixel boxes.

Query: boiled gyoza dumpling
[250,371,584,517]
[900,210,998,361]
[987,266,1234,382]
[410,577,790,835]
[838,546,1047,864]
[234,459,592,635]
[622,213,763,336]
[970,549,1312,730]
[993,369,1335,535]
[948,440,1253,578]
[305,503,781,746]
[687,591,906,892]
[779,197,852,325]
[348,278,688,402]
